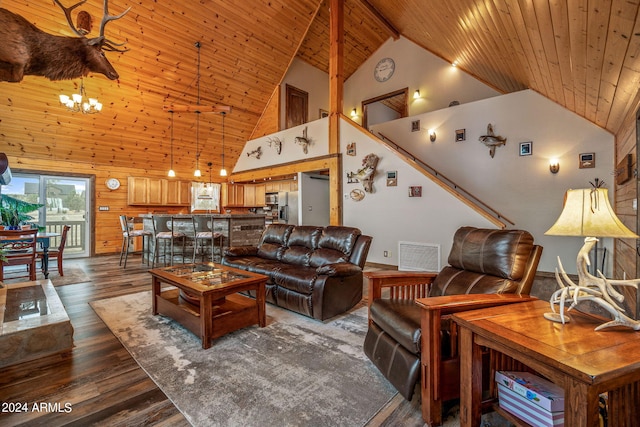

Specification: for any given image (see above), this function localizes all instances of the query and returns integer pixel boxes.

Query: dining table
[0,231,60,279]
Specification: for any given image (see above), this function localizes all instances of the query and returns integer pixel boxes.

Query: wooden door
[286,84,308,129]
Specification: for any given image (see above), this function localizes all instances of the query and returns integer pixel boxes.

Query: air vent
[398,241,440,272]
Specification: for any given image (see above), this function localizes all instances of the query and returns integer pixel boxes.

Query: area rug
[0,267,90,286]
[91,291,398,427]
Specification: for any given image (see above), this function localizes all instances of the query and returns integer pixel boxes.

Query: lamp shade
[545,188,638,238]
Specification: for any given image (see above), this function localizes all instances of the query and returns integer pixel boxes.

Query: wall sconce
[351,108,358,118]
[413,89,421,99]
[428,129,436,142]
[549,158,560,174]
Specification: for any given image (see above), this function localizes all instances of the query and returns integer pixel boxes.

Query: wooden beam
[163,105,232,113]
[358,0,400,40]
[329,0,344,225]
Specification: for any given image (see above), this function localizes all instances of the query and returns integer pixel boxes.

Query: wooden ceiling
[2,0,639,176]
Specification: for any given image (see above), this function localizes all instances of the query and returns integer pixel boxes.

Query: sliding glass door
[3,173,90,257]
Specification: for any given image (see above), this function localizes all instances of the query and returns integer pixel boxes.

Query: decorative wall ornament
[267,137,282,155]
[295,126,311,154]
[478,124,507,158]
[247,146,262,159]
[350,189,365,201]
[0,0,131,82]
[346,142,356,156]
[346,153,379,193]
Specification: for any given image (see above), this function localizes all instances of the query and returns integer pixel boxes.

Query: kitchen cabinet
[162,180,191,205]
[225,183,244,206]
[244,185,256,207]
[255,184,266,206]
[128,177,191,206]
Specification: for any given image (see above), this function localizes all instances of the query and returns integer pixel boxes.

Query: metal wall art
[267,137,282,155]
[479,124,506,158]
[295,126,311,154]
[247,146,262,159]
[346,153,379,193]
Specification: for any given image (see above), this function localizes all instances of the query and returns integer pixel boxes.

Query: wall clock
[374,57,395,82]
[106,178,120,190]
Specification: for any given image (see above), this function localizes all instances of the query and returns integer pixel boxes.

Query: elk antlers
[54,0,130,52]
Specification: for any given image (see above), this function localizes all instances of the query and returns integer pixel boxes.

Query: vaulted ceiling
[2,0,639,175]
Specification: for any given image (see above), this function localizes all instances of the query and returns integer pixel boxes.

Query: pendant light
[220,111,228,177]
[194,42,202,177]
[168,110,176,177]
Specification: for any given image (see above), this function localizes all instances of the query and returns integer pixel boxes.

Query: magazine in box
[498,384,564,427]
[495,371,564,412]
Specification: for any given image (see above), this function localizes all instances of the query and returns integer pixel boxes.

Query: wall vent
[398,241,440,272]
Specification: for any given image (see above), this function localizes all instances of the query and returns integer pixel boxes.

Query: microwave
[265,193,278,204]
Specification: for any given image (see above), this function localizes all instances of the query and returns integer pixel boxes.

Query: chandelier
[59,78,102,114]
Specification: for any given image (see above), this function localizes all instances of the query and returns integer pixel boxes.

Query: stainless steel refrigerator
[277,191,299,225]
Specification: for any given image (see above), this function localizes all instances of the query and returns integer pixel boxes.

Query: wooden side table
[452,300,640,427]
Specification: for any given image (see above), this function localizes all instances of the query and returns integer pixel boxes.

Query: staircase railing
[377,132,514,228]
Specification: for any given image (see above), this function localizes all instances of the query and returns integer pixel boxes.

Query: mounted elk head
[0,0,130,82]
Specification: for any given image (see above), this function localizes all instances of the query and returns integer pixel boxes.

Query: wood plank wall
[614,101,639,315]
[6,155,191,256]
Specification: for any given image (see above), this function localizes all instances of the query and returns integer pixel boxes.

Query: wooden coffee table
[149,263,267,349]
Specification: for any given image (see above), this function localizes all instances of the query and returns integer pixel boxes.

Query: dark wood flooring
[0,255,424,427]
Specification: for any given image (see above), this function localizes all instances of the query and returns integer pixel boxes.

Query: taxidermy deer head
[0,0,130,82]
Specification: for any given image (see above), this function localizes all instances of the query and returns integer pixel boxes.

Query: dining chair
[38,225,70,276]
[0,228,38,281]
[118,216,153,268]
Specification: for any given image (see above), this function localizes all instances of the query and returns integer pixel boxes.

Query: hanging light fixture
[59,78,102,114]
[194,42,202,177]
[220,111,228,177]
[168,110,176,177]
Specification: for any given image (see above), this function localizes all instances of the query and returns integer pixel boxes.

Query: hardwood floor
[0,255,190,427]
[0,255,424,427]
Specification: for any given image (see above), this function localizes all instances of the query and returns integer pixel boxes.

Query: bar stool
[193,215,223,263]
[151,216,188,267]
[119,215,152,268]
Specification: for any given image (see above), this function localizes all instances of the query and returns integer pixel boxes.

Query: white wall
[299,172,330,226]
[370,90,614,273]
[280,59,330,129]
[344,36,500,120]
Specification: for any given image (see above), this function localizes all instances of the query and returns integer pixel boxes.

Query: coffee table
[149,263,267,349]
[452,299,640,427]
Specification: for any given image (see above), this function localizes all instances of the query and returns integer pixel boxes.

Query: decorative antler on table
[545,185,640,331]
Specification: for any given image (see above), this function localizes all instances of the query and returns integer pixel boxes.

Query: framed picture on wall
[409,186,422,197]
[319,109,329,119]
[386,171,397,186]
[455,129,466,142]
[579,152,596,168]
[519,141,532,156]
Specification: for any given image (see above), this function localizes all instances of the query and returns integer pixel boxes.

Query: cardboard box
[498,384,564,427]
[495,371,564,412]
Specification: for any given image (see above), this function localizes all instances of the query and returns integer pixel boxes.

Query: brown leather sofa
[222,224,372,320]
[363,226,542,426]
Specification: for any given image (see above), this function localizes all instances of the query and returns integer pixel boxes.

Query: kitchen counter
[140,214,266,263]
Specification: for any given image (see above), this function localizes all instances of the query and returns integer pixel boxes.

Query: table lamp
[544,186,640,330]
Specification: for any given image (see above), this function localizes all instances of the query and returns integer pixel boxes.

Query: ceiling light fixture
[194,42,202,178]
[220,111,228,177]
[59,78,102,114]
[168,110,176,177]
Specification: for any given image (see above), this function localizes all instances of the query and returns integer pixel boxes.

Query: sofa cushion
[369,299,421,354]
[272,264,318,294]
[260,224,293,246]
[287,226,322,248]
[257,242,284,261]
[309,248,350,267]
[282,246,313,266]
[447,226,534,280]
[317,226,361,256]
[430,266,519,296]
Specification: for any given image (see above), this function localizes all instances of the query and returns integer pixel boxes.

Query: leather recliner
[363,226,542,426]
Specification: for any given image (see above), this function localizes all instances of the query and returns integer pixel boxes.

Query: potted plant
[0,195,43,230]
